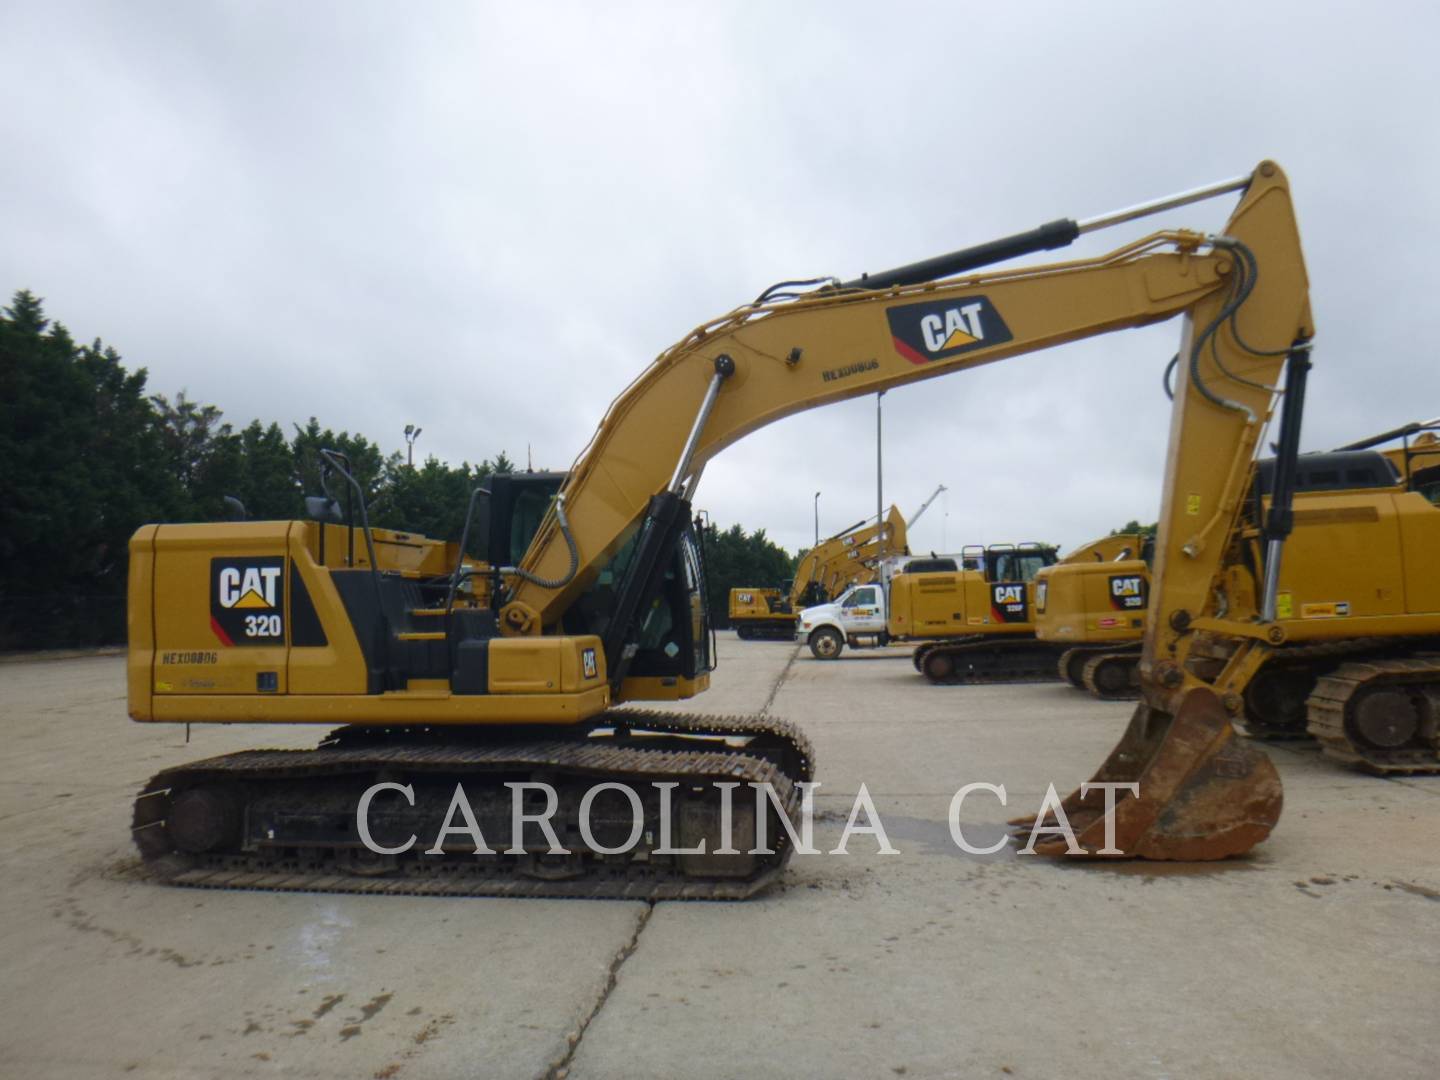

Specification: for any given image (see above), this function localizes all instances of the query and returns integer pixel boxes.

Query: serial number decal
[161,651,219,665]
[822,358,880,383]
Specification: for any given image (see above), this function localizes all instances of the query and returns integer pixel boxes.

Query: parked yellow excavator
[1038,424,1440,740]
[728,505,907,640]
[1035,533,1151,698]
[131,161,1412,894]
[901,534,1138,680]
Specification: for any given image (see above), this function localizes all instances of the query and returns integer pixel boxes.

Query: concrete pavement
[0,636,1436,1079]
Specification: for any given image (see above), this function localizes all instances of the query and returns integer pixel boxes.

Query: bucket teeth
[1008,689,1283,860]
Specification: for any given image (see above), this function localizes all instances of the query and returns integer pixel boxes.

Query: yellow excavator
[1035,533,1152,698]
[800,533,1136,662]
[900,534,1138,680]
[131,161,1396,893]
[1192,421,1440,755]
[728,505,907,640]
[1039,424,1440,732]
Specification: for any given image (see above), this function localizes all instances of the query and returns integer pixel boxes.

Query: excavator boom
[503,161,1309,859]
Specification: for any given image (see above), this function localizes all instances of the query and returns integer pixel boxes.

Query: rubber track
[917,636,1063,685]
[1306,654,1440,774]
[734,620,797,642]
[1056,645,1114,688]
[912,636,1001,673]
[1238,637,1402,740]
[1081,648,1142,701]
[131,709,813,900]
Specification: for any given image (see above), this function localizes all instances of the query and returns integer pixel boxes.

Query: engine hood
[798,602,842,628]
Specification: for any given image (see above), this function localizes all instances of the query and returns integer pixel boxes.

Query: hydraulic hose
[1187,237,1259,422]
[505,496,580,590]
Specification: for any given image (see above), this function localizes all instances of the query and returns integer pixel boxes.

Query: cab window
[843,587,877,608]
[993,552,1053,583]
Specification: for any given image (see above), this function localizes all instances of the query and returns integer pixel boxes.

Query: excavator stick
[1012,689,1282,859]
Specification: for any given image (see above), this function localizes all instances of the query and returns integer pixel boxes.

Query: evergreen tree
[1,293,179,645]
[1111,519,1158,537]
[698,521,798,627]
[0,288,798,644]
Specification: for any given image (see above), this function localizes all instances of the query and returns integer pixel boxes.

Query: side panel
[1092,568,1147,635]
[1275,493,1406,623]
[286,524,371,695]
[126,526,159,721]
[149,523,290,699]
[897,573,970,635]
[1397,493,1440,615]
[963,576,993,628]
[1034,562,1147,644]
[488,636,606,695]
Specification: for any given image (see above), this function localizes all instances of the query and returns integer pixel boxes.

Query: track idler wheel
[1009,688,1283,860]
[1243,666,1315,738]
[922,649,955,683]
[1087,655,1137,699]
[1060,649,1089,689]
[1350,688,1422,749]
[167,785,243,854]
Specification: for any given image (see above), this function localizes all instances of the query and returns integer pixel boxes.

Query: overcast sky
[4,1,1437,555]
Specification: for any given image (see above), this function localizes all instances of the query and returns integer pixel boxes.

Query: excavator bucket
[1012,688,1283,859]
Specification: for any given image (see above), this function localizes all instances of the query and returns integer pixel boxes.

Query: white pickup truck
[796,581,891,659]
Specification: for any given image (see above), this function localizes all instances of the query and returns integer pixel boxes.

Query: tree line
[0,290,796,647]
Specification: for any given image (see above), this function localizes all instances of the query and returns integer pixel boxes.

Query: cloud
[3,0,1436,555]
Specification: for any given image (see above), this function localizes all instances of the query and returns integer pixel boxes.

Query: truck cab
[796,581,888,659]
[798,543,1057,659]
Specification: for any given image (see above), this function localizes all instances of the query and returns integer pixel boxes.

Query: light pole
[404,424,423,467]
[876,391,885,561]
[813,491,821,548]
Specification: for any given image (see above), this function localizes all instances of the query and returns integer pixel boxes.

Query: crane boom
[907,484,947,531]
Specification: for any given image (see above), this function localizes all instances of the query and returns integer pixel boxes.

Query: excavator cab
[985,542,1059,584]
[479,472,713,699]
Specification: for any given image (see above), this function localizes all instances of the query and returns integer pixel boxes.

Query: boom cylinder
[1259,345,1313,622]
[1335,417,1440,451]
[840,172,1253,290]
[668,354,735,494]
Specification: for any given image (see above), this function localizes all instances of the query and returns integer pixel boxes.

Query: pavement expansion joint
[542,902,654,1080]
[759,641,802,716]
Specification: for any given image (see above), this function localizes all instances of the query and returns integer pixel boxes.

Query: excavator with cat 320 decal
[130,161,1371,895]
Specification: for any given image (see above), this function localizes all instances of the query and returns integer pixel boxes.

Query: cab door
[840,585,885,634]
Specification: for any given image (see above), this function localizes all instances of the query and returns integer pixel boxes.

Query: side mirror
[306,495,343,523]
[222,495,248,522]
